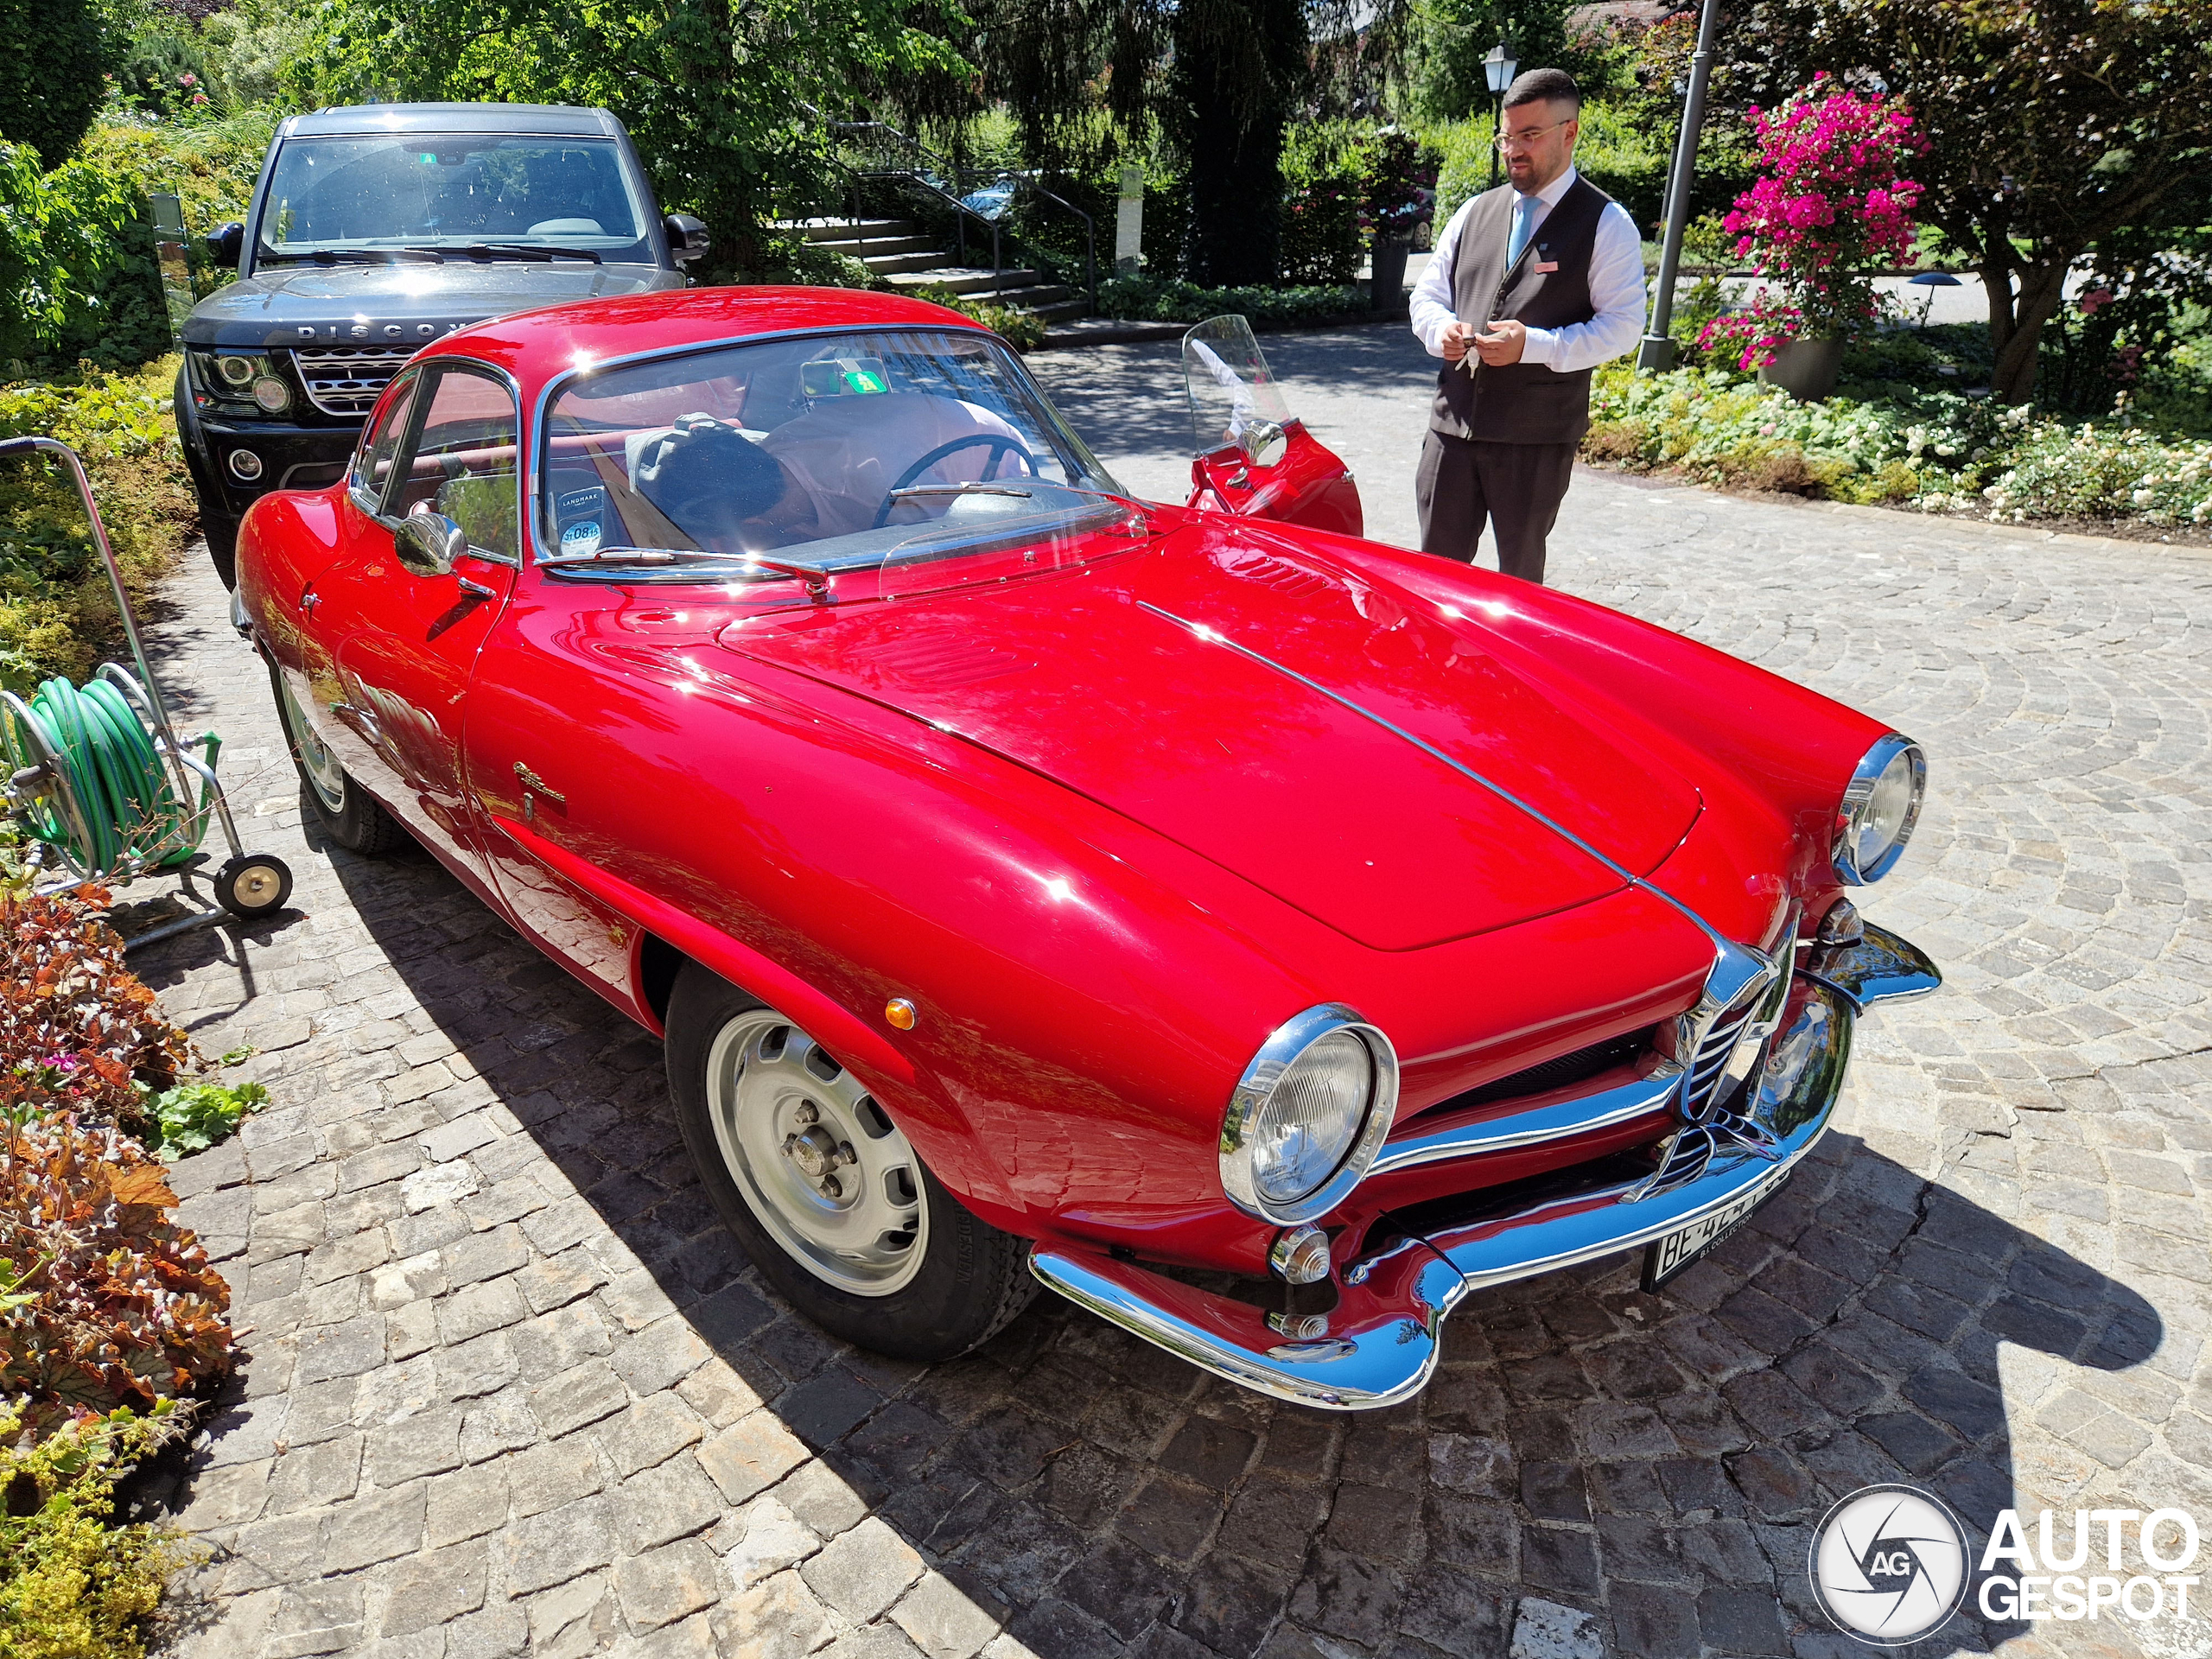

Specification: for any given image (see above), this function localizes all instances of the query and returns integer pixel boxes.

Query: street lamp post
[1635,0,1720,372]
[1484,40,1518,189]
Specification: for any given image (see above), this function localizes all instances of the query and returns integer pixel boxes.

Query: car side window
[385,365,521,563]
[352,371,420,507]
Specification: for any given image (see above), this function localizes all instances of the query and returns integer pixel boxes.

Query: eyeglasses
[1494,118,1575,153]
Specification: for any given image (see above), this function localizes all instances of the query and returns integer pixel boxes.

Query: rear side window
[388,366,521,562]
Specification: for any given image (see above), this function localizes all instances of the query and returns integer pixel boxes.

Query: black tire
[264,656,404,855]
[214,853,293,918]
[205,511,239,591]
[666,963,1036,1361]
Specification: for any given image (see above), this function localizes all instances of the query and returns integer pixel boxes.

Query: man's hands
[1472,319,1528,365]
[1440,318,1529,368]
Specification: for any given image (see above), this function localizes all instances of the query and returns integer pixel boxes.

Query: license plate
[1641,1164,1792,1293]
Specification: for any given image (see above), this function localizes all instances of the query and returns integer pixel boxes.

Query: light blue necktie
[1508,194,1540,267]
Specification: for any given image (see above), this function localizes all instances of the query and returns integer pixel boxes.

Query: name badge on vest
[1534,245,1559,274]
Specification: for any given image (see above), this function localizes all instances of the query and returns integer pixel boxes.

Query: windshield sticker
[560,519,603,557]
[556,486,606,520]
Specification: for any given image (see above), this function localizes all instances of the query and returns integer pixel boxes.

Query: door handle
[455,575,496,601]
[300,586,320,614]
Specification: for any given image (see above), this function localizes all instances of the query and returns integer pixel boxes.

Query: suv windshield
[254,135,653,263]
[537,327,1128,584]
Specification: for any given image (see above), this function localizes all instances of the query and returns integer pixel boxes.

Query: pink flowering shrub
[1698,77,1929,369]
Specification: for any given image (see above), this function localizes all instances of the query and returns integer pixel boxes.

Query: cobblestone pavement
[130,324,2212,1659]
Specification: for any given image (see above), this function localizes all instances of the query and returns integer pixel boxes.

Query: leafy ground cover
[1586,354,2212,534]
[0,357,191,697]
[0,882,244,1654]
[1098,275,1363,326]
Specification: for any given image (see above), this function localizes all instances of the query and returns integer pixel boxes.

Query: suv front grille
[289,346,416,416]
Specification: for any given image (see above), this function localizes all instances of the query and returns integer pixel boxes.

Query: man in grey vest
[1409,68,1646,583]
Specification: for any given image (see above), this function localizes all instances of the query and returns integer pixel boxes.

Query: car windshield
[536,327,1130,588]
[254,135,653,262]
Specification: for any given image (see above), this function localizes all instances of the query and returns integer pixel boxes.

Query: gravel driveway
[130,325,2212,1659]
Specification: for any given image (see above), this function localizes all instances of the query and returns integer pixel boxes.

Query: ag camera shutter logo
[1810,1484,1969,1645]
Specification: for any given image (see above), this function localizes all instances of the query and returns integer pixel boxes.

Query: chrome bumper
[1030,925,1936,1410]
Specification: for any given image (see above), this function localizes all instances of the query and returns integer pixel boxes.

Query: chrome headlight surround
[1833,733,1925,887]
[1220,1004,1399,1225]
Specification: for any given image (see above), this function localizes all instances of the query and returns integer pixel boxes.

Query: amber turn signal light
[885,998,918,1030]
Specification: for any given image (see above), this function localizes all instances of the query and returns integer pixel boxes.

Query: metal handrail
[827,119,1097,310]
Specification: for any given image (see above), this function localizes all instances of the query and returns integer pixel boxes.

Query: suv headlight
[1220,1005,1397,1224]
[1833,734,1925,886]
[190,351,293,417]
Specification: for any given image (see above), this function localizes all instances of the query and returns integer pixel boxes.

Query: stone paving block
[531,1357,630,1437]
[614,1536,722,1631]
[445,1223,531,1287]
[609,1313,715,1395]
[505,1491,620,1595]
[600,1391,707,1478]
[698,1410,811,1503]
[618,1450,728,1551]
[266,1433,362,1516]
[427,1459,512,1548]
[322,1480,429,1573]
[369,1250,448,1311]
[375,1538,490,1637]
[515,1247,608,1314]
[512,1299,615,1379]
[511,1434,606,1520]
[527,1572,617,1659]
[263,1577,365,1658]
[800,1515,926,1623]
[438,1276,531,1346]
[365,1403,464,1484]
[294,1317,388,1386]
[443,1599,530,1659]
[441,1329,520,1400]
[720,1492,823,1590]
[893,1569,1008,1659]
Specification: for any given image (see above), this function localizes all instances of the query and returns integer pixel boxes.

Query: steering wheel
[870,434,1039,529]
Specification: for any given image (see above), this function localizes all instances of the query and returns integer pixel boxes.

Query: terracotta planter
[1369,239,1411,312]
[1758,336,1844,401]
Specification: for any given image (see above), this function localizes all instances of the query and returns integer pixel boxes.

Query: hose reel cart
[0,435,291,934]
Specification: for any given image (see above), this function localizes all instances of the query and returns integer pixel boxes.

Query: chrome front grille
[289,346,416,416]
[1684,988,1761,1115]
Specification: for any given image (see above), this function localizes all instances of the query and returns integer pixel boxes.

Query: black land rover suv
[176,102,707,587]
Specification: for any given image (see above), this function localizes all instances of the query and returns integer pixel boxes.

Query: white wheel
[703,1009,929,1297]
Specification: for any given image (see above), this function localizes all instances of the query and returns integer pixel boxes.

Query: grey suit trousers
[1414,429,1579,584]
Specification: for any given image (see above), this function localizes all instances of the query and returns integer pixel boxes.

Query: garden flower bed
[1585,362,2212,535]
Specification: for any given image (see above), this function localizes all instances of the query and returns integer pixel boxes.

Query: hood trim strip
[1135,600,1738,955]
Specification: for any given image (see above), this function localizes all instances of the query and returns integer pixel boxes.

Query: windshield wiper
[423,243,605,264]
[887,483,1034,504]
[258,248,444,266]
[543,547,835,601]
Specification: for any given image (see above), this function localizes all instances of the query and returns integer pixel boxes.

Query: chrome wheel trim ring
[703,1008,928,1297]
[277,673,346,814]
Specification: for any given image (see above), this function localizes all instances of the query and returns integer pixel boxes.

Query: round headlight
[1221,1006,1397,1224]
[251,375,291,414]
[1834,734,1925,886]
[215,354,257,389]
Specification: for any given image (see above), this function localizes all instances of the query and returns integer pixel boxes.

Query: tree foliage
[1725,0,2212,404]
[0,0,114,168]
[308,0,969,272]
[1170,0,1308,286]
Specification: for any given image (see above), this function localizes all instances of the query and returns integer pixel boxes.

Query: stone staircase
[779,217,1091,324]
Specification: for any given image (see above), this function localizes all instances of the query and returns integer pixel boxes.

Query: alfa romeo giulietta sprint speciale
[234,289,1938,1408]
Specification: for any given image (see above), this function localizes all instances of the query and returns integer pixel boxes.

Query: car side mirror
[664,214,710,265]
[207,221,245,269]
[394,511,467,576]
[1239,420,1288,469]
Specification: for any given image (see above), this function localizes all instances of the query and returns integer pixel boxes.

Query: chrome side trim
[1367,1062,1681,1179]
[1030,974,1865,1410]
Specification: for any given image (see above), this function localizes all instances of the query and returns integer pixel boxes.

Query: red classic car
[233,288,1938,1408]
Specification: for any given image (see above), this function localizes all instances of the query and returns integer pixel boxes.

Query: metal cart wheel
[214,853,294,918]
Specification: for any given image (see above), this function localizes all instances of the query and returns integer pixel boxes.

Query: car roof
[419,287,997,385]
[283,104,623,139]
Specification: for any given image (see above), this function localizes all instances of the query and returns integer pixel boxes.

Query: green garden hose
[3,671,218,874]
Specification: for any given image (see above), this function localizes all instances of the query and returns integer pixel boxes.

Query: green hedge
[1097,275,1363,325]
[1584,359,2212,529]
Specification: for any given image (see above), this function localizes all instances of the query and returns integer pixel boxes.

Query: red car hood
[721,528,1702,950]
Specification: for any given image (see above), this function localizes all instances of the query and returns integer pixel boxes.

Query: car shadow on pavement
[145,825,2164,1659]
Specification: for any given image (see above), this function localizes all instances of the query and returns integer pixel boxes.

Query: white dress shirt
[1410,166,1649,373]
